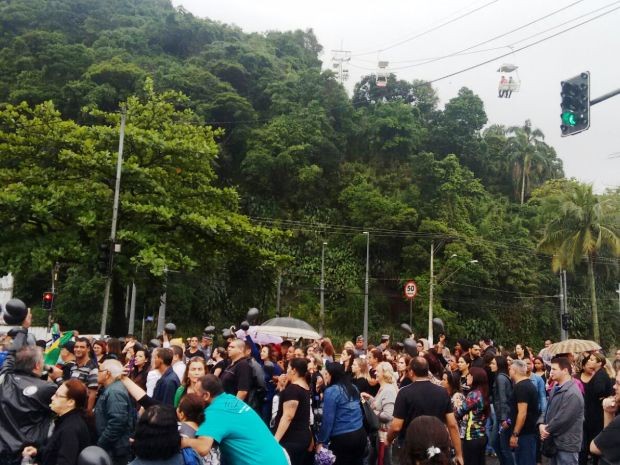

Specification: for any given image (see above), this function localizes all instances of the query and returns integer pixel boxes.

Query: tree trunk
[520,164,526,205]
[587,255,600,343]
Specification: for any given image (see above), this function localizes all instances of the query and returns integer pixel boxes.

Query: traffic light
[97,242,111,275]
[42,291,54,311]
[561,313,572,331]
[560,71,590,137]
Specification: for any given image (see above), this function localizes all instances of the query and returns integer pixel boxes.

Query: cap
[381,334,390,341]
[2,298,28,325]
[202,334,213,340]
[61,340,75,354]
[356,335,364,341]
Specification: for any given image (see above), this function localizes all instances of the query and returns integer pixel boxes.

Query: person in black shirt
[591,370,620,465]
[220,339,252,400]
[387,357,464,465]
[273,358,312,465]
[509,360,540,465]
[184,336,206,361]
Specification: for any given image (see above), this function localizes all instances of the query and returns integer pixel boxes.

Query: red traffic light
[42,291,54,310]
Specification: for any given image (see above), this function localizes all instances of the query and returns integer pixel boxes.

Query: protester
[220,339,253,401]
[489,356,515,465]
[182,374,289,465]
[579,352,613,465]
[211,346,228,377]
[21,379,93,465]
[509,360,539,465]
[273,357,312,465]
[58,337,99,412]
[538,357,584,465]
[95,359,135,465]
[0,344,57,465]
[401,415,453,465]
[363,361,398,465]
[130,404,184,465]
[93,340,108,364]
[457,356,471,392]
[590,369,620,465]
[129,347,150,391]
[456,367,489,465]
[185,336,206,360]
[397,354,412,388]
[351,356,373,395]
[316,361,366,465]
[388,357,464,465]
[174,356,208,408]
[152,347,180,406]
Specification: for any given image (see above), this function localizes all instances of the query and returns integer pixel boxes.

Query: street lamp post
[429,250,477,346]
[363,232,369,349]
[319,241,327,335]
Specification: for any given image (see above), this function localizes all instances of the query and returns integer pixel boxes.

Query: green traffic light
[561,111,576,127]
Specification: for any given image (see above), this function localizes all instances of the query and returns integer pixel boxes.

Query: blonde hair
[377,361,396,384]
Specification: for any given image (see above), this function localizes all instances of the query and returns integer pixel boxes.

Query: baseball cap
[381,334,390,341]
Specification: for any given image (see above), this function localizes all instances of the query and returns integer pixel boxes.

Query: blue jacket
[153,367,180,406]
[317,384,363,444]
[529,373,547,414]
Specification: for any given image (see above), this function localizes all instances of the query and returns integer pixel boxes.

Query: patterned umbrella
[548,339,601,356]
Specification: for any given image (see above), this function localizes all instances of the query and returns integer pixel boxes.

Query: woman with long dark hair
[456,367,490,465]
[489,356,514,465]
[174,357,208,408]
[22,379,93,465]
[340,348,355,378]
[317,361,366,465]
[130,348,150,391]
[457,356,471,392]
[274,358,312,465]
[397,354,412,388]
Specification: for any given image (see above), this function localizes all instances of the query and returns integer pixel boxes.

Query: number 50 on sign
[404,281,417,299]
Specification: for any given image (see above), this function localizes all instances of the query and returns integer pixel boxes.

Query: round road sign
[404,280,417,299]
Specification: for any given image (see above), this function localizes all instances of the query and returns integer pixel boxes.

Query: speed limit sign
[404,280,417,299]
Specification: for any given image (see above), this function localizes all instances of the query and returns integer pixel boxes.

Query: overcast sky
[173,0,619,193]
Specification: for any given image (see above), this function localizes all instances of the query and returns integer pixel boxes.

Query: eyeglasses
[53,392,68,399]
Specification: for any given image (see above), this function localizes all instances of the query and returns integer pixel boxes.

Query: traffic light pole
[591,87,620,106]
[100,109,126,337]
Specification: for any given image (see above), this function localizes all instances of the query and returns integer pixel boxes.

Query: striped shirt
[70,358,98,389]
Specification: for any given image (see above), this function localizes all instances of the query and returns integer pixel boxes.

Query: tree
[538,181,620,342]
[505,120,556,205]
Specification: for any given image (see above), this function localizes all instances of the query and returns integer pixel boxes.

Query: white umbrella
[257,317,321,340]
[235,327,283,345]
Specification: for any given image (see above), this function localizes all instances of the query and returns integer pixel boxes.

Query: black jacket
[0,328,57,463]
[38,409,92,465]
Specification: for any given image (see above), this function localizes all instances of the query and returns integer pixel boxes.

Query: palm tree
[538,182,620,342]
[505,120,550,205]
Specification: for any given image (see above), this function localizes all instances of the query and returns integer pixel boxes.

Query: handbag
[361,398,380,433]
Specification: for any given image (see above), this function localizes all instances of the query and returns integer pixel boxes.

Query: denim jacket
[317,384,363,444]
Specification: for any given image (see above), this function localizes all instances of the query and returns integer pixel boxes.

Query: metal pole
[276,272,282,317]
[559,270,566,341]
[563,270,569,339]
[428,241,435,347]
[409,298,413,329]
[591,87,620,106]
[319,242,327,335]
[156,266,168,336]
[124,284,130,318]
[128,281,136,335]
[616,283,620,313]
[363,232,369,350]
[100,109,126,337]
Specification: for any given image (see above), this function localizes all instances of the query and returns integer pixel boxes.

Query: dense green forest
[0,0,618,347]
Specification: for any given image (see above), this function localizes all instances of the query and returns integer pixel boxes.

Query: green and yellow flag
[44,330,74,366]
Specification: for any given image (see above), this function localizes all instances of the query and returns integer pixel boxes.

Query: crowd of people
[1,298,619,465]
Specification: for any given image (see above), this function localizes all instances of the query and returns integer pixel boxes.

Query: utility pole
[100,109,126,337]
[616,283,620,313]
[559,270,567,341]
[276,272,282,317]
[563,270,569,338]
[156,266,168,336]
[128,281,137,335]
[428,241,435,347]
[48,262,59,332]
[319,242,327,335]
[331,48,351,84]
[363,232,370,349]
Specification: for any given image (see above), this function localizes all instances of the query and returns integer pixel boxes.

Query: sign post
[404,280,418,328]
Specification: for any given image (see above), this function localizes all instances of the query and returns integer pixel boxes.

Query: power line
[351,0,501,57]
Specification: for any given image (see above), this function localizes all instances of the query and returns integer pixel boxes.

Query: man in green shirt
[182,374,288,465]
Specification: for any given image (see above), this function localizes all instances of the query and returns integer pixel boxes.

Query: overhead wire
[350,0,501,57]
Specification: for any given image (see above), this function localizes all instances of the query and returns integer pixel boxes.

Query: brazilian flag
[44,330,74,366]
